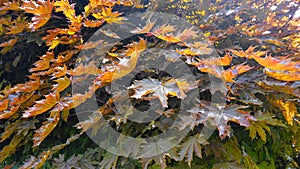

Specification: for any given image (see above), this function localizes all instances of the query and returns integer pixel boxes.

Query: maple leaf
[253,54,300,72]
[53,0,75,22]
[128,78,187,107]
[68,61,102,76]
[245,120,270,142]
[131,19,156,34]
[0,99,9,112]
[176,48,201,56]
[53,50,79,63]
[177,28,199,41]
[23,92,60,118]
[21,0,54,30]
[100,29,120,39]
[192,54,233,67]
[178,134,209,167]
[187,102,255,139]
[0,0,21,11]
[0,38,18,54]
[0,106,19,119]
[269,98,297,126]
[152,24,176,35]
[51,76,70,92]
[264,68,300,82]
[83,18,105,28]
[92,6,126,24]
[222,64,253,82]
[6,16,29,35]
[96,38,146,84]
[54,89,95,111]
[32,111,60,147]
[229,46,266,59]
[197,63,252,82]
[154,33,181,43]
[75,40,103,50]
[257,80,300,98]
[30,52,54,72]
[8,79,40,95]
[140,154,167,169]
[51,64,68,79]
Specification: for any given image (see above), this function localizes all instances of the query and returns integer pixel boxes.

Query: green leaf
[245,121,270,142]
[243,153,259,169]
[224,137,242,163]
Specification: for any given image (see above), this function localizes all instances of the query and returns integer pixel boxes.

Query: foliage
[0,0,300,168]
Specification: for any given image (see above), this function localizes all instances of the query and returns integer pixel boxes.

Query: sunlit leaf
[30,52,54,72]
[51,76,70,92]
[264,68,300,82]
[269,98,298,126]
[222,64,253,82]
[92,6,125,24]
[128,78,187,107]
[21,0,54,30]
[23,92,60,118]
[253,54,300,72]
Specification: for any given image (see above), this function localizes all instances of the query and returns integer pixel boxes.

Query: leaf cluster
[0,0,300,168]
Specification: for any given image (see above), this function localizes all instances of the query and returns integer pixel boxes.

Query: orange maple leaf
[96,38,147,84]
[21,0,54,30]
[23,92,60,118]
[264,69,300,82]
[83,19,105,28]
[253,54,300,72]
[222,64,253,82]
[229,46,266,59]
[199,64,252,82]
[30,52,54,72]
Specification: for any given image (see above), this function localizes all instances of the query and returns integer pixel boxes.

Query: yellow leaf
[275,99,297,126]
[52,76,70,92]
[92,6,125,24]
